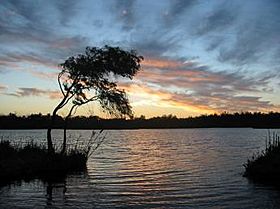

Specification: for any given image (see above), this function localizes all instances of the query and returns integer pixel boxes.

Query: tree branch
[78,95,98,105]
[58,72,66,97]
[60,93,75,109]
[56,75,80,110]
[66,104,78,119]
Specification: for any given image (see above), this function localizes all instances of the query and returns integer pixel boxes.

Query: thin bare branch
[66,104,78,119]
[79,96,98,105]
[60,93,75,109]
[58,72,66,97]
[72,105,79,116]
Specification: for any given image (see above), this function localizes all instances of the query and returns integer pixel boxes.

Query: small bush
[244,132,280,183]
[0,130,105,185]
[0,140,88,185]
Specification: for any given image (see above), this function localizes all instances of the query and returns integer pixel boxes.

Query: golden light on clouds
[142,58,185,69]
[122,83,215,117]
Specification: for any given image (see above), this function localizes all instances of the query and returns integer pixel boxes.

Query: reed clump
[244,132,280,183]
[0,130,104,185]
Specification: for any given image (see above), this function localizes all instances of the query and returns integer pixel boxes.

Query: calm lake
[0,128,280,208]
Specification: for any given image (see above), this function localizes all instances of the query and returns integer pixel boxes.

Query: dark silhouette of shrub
[244,132,280,184]
[0,140,88,185]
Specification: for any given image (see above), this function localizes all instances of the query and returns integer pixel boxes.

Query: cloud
[169,0,196,15]
[195,6,236,36]
[1,0,78,28]
[0,53,58,68]
[123,82,278,115]
[143,0,280,70]
[6,87,61,100]
[0,52,59,79]
[28,71,58,80]
[111,0,136,30]
[138,60,273,93]
[0,1,88,62]
[142,57,186,69]
[131,33,178,57]
[163,0,197,27]
[53,0,79,26]
[0,0,279,116]
[120,56,279,114]
[0,84,8,92]
[199,1,280,67]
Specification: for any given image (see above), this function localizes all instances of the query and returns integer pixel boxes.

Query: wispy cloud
[0,84,8,92]
[162,0,197,27]
[0,0,279,116]
[121,56,279,114]
[111,0,136,31]
[138,60,274,93]
[0,1,88,62]
[142,58,186,69]
[6,88,61,100]
[0,52,59,79]
[123,82,278,115]
[0,53,58,68]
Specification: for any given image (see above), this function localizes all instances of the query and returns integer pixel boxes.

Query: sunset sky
[0,0,280,118]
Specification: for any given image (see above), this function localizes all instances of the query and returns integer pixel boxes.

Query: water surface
[0,128,280,208]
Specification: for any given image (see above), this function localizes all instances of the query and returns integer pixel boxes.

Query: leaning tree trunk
[47,105,62,154]
[47,115,55,154]
[47,74,77,154]
[47,88,73,154]
[61,104,77,154]
[61,118,68,155]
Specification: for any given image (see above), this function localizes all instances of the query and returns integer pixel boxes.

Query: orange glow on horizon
[122,84,216,117]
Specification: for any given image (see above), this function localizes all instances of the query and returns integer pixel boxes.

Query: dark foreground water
[1,128,280,209]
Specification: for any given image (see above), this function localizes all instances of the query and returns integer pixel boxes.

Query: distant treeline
[0,112,279,129]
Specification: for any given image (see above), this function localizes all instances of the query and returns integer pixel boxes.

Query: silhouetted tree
[47,45,143,153]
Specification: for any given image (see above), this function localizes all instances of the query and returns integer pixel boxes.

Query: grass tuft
[243,131,280,183]
[0,130,105,185]
[0,140,87,185]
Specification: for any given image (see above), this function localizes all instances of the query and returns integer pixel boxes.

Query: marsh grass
[0,130,105,185]
[244,131,280,183]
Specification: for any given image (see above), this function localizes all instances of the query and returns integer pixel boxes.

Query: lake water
[0,128,280,209]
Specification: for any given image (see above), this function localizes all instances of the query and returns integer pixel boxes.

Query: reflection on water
[1,128,280,208]
[46,180,67,207]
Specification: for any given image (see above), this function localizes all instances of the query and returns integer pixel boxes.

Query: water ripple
[1,128,280,208]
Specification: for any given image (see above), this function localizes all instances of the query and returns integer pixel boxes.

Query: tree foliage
[59,46,143,116]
